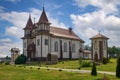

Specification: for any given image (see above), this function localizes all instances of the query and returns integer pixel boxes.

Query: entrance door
[94,52,98,61]
[99,41,103,61]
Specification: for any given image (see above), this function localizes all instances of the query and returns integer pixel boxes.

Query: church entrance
[99,41,103,61]
[27,43,36,61]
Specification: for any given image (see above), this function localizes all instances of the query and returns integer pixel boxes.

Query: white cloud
[0,41,22,57]
[74,0,120,13]
[0,38,12,43]
[6,0,21,2]
[71,0,120,47]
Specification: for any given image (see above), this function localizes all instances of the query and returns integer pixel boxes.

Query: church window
[72,43,76,52]
[37,39,40,46]
[64,42,67,52]
[54,41,58,51]
[45,39,48,45]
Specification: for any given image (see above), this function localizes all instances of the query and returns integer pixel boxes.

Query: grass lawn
[25,58,117,72]
[0,64,119,80]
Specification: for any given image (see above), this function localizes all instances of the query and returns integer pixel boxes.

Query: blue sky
[0,0,120,57]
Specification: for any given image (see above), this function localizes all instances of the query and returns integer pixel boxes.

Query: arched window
[64,42,67,52]
[72,43,75,52]
[54,41,58,51]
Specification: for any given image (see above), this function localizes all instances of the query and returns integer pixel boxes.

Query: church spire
[24,13,33,30]
[38,6,49,24]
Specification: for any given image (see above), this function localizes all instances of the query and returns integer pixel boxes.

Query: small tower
[23,14,33,37]
[37,6,51,33]
[11,48,20,63]
[90,33,109,61]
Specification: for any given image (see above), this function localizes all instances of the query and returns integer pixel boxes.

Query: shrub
[91,62,97,76]
[79,57,83,68]
[59,69,62,71]
[81,61,91,67]
[102,57,108,64]
[15,54,26,64]
[116,56,120,78]
[4,62,10,65]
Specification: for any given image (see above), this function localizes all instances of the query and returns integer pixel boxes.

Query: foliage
[102,57,108,64]
[116,56,120,78]
[15,54,26,64]
[91,62,97,76]
[4,62,10,65]
[108,46,120,58]
[79,57,83,68]
[81,61,91,67]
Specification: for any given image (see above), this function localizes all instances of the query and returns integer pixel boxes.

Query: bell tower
[90,33,109,61]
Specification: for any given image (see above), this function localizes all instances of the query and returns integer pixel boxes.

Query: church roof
[90,33,109,39]
[24,14,33,30]
[50,27,84,43]
[38,7,49,24]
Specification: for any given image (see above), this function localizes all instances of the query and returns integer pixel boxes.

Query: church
[22,7,85,61]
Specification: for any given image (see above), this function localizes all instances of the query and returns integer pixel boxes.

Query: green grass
[25,58,117,72]
[0,64,119,80]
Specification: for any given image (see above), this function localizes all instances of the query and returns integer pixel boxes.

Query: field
[26,58,117,72]
[0,64,119,80]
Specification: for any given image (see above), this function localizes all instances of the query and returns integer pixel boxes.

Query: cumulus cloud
[0,8,67,57]
[71,0,120,47]
[0,41,22,57]
[0,38,11,43]
[74,0,120,13]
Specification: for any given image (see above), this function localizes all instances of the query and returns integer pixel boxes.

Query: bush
[79,57,83,68]
[102,57,108,64]
[91,62,97,76]
[15,54,26,64]
[116,56,120,78]
[4,62,10,65]
[81,61,91,67]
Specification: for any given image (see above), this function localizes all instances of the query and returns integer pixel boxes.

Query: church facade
[22,8,84,61]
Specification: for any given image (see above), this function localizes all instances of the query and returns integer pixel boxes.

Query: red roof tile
[38,8,49,24]
[24,14,33,30]
[50,27,84,43]
[90,33,109,39]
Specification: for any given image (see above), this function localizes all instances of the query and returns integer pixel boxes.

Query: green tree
[116,56,120,78]
[91,62,97,76]
[78,57,83,69]
[15,54,26,64]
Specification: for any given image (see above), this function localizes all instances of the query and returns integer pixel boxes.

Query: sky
[0,0,120,57]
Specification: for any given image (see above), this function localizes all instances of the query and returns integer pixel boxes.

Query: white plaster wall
[61,38,69,58]
[42,35,49,57]
[23,39,27,56]
[72,40,80,59]
[36,35,41,57]
[51,37,60,58]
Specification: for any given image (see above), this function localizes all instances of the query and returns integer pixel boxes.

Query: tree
[91,62,97,76]
[15,54,26,64]
[116,56,120,78]
[78,57,83,69]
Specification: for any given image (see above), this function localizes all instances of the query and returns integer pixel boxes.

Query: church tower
[36,7,51,33]
[90,33,109,61]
